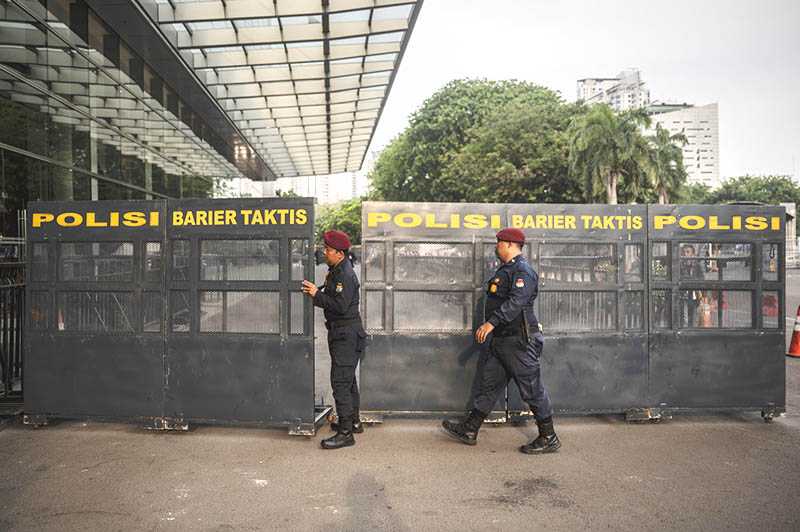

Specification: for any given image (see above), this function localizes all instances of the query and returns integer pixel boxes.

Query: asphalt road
[0,397,798,531]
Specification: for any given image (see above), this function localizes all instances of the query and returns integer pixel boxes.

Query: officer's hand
[475,322,494,344]
[301,280,318,297]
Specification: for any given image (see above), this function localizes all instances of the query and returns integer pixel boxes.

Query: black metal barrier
[0,283,24,399]
[24,199,325,433]
[360,202,786,421]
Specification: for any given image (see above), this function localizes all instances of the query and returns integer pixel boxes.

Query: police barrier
[24,198,324,433]
[360,202,785,420]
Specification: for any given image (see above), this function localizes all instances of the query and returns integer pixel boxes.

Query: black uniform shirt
[313,257,361,323]
[485,253,540,335]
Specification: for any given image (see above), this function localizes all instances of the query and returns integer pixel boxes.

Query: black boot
[441,409,485,446]
[330,414,364,434]
[519,417,561,454]
[321,418,355,449]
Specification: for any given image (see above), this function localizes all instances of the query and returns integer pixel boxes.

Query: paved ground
[785,269,800,348]
[0,356,797,532]
[0,270,797,531]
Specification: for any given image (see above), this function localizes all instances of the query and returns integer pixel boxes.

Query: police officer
[301,230,366,450]
[442,228,561,454]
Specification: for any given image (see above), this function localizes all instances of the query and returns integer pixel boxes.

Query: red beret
[496,227,525,245]
[323,230,351,251]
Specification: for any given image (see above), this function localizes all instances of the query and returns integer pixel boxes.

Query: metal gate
[24,198,321,432]
[360,201,786,420]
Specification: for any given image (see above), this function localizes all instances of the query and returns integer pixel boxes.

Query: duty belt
[325,317,362,330]
[493,327,538,338]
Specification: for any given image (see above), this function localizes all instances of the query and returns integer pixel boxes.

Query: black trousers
[472,332,553,421]
[328,324,366,427]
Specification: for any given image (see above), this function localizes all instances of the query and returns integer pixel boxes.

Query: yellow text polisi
[31,210,160,228]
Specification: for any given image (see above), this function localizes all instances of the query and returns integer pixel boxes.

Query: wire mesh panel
[624,245,643,283]
[57,291,135,333]
[762,291,779,329]
[679,242,752,282]
[679,289,719,328]
[29,291,49,330]
[290,240,309,282]
[170,290,190,332]
[363,241,386,282]
[763,243,780,281]
[199,291,280,334]
[200,240,279,281]
[60,242,134,282]
[145,242,162,283]
[721,291,753,328]
[290,292,306,335]
[538,291,617,332]
[624,291,644,330]
[652,289,671,329]
[365,291,385,331]
[142,291,162,333]
[172,240,190,281]
[393,291,472,331]
[394,243,472,284]
[31,243,48,282]
[651,242,670,281]
[539,243,617,285]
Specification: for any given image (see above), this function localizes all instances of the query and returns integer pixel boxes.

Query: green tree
[316,197,363,244]
[707,175,800,205]
[646,124,688,204]
[677,182,713,203]
[369,79,585,203]
[567,105,652,204]
[441,99,585,203]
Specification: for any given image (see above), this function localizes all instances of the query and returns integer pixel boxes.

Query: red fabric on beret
[323,230,351,251]
[496,227,525,245]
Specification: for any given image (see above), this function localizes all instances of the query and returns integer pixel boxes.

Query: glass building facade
[0,0,249,239]
[0,0,422,243]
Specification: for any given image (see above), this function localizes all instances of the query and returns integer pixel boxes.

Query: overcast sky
[367,0,800,180]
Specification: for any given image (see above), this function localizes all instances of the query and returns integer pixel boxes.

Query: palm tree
[647,124,688,204]
[568,105,651,204]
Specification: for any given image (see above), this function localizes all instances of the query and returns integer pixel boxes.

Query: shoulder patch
[515,278,525,288]
[335,282,343,293]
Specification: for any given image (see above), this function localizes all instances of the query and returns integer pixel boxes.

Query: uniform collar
[329,256,347,273]
[503,253,525,266]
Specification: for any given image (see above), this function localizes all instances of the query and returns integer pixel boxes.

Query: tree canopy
[369,79,586,203]
[706,175,800,205]
[315,197,363,244]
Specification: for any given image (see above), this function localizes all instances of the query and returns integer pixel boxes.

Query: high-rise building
[577,69,650,111]
[647,103,720,188]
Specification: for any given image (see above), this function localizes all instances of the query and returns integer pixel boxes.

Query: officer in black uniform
[442,227,561,454]
[302,230,366,450]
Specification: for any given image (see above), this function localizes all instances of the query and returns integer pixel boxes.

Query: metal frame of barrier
[0,283,24,400]
[360,202,786,421]
[23,198,327,434]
